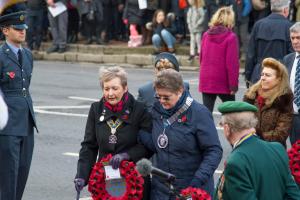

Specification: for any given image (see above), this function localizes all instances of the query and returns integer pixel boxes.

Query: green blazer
[214,136,300,200]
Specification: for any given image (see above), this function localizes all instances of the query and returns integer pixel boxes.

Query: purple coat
[199,26,239,94]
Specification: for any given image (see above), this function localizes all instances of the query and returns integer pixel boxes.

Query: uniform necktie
[294,57,300,108]
[18,49,22,66]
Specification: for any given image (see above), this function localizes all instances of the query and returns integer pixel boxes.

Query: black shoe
[58,47,67,53]
[102,38,109,45]
[95,38,104,45]
[34,43,41,51]
[188,55,195,62]
[46,46,59,53]
[85,38,93,45]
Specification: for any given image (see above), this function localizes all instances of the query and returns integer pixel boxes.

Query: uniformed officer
[214,101,300,200]
[0,1,37,199]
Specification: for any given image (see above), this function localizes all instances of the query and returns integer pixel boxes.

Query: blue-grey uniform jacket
[0,43,37,136]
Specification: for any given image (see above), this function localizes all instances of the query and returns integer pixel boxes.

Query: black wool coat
[76,93,152,182]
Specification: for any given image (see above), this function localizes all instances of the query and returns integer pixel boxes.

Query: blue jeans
[152,29,176,49]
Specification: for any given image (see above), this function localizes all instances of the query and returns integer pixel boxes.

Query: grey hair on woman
[154,69,184,93]
[99,66,128,88]
[221,112,258,133]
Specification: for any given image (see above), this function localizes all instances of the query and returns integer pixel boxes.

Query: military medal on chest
[106,119,122,144]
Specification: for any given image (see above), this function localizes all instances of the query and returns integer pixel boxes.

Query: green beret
[218,101,258,114]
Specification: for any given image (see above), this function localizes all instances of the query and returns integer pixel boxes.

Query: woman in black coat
[74,66,152,199]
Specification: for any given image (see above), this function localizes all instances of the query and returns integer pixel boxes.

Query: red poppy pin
[178,115,187,123]
[6,71,15,79]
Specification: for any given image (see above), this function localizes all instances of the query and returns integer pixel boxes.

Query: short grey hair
[99,66,127,89]
[290,22,300,33]
[154,69,184,93]
[221,112,258,133]
[271,0,290,12]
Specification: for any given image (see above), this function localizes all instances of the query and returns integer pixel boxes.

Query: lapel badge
[6,71,15,79]
[99,115,104,122]
[99,109,106,122]
[178,115,187,123]
[20,15,25,21]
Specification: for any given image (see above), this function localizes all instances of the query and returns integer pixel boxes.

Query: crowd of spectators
[22,0,300,56]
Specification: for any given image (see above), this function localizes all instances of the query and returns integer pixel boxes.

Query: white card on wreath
[104,166,121,180]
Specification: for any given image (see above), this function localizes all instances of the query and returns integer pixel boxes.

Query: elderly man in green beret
[214,101,300,200]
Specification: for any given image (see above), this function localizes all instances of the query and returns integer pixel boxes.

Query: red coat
[199,26,239,94]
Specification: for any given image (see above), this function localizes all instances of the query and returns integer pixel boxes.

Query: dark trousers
[82,14,101,39]
[290,114,300,145]
[67,8,79,43]
[26,9,44,50]
[202,93,235,113]
[111,5,126,39]
[0,130,34,200]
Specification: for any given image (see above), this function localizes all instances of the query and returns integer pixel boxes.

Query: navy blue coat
[245,13,293,83]
[140,94,223,199]
[0,43,37,136]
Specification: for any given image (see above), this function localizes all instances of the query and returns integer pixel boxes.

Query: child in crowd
[123,0,145,47]
[187,0,205,61]
[150,9,177,54]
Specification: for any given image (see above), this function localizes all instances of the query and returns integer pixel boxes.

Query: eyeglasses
[154,94,171,101]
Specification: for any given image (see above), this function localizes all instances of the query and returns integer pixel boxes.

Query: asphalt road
[22,61,248,200]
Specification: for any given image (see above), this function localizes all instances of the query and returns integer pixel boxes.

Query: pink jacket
[199,26,239,94]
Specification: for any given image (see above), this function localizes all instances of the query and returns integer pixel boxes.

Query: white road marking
[63,152,79,157]
[69,96,98,102]
[34,109,88,117]
[34,105,91,109]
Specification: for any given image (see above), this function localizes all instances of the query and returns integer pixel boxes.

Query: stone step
[40,42,191,55]
[34,51,200,70]
[36,42,245,71]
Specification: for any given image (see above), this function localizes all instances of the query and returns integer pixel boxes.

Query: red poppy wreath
[288,140,300,184]
[88,154,144,200]
[177,187,211,200]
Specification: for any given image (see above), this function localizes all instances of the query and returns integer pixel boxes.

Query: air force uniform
[0,1,37,199]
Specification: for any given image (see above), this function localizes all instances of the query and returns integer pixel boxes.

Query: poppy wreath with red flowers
[88,154,144,200]
[288,140,300,184]
[177,187,211,200]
